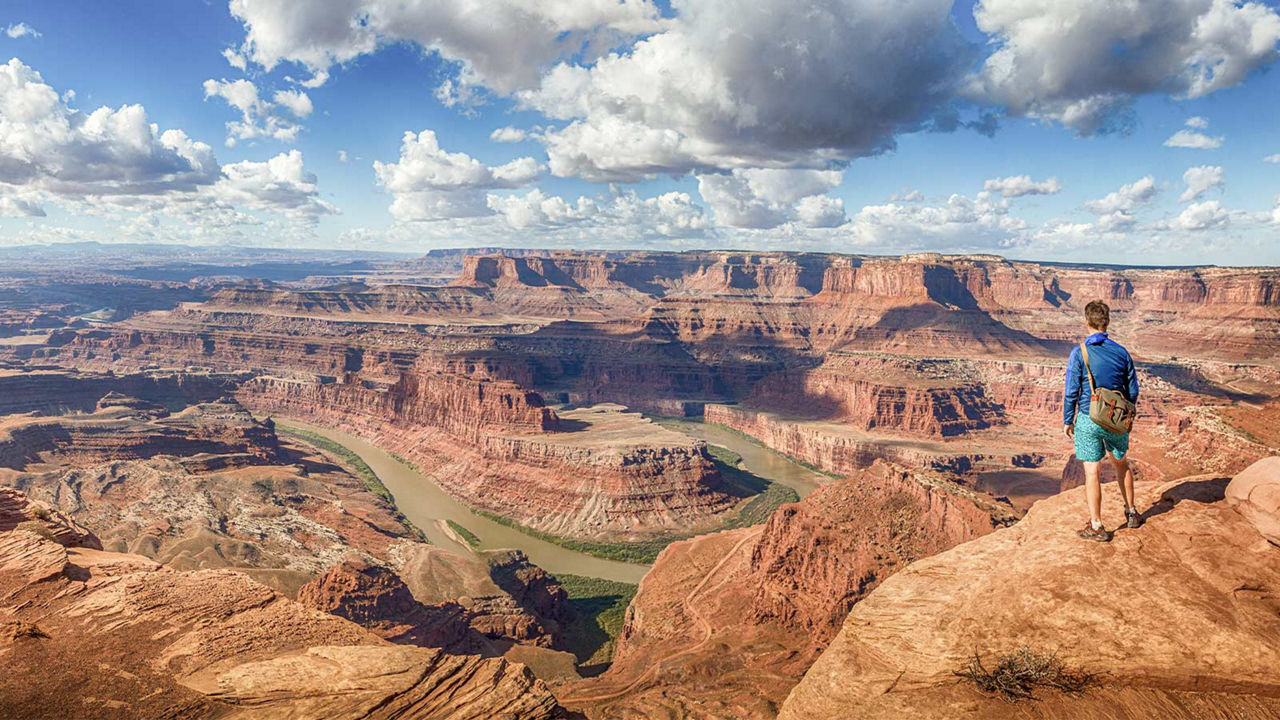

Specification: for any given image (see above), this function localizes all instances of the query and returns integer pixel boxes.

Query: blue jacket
[1064,332,1138,425]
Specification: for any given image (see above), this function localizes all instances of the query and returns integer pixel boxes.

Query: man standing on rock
[1064,300,1141,542]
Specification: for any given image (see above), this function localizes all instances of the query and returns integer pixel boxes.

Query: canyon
[0,245,1277,718]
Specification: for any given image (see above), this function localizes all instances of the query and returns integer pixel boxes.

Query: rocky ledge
[560,461,1016,718]
[779,457,1280,720]
[0,494,567,720]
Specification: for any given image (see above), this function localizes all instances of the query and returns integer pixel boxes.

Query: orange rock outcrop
[779,462,1280,719]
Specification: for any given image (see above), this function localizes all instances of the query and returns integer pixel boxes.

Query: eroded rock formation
[779,463,1280,719]
[0,504,566,720]
[559,462,1016,718]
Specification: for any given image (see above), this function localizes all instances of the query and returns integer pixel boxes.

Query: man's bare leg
[1083,460,1103,526]
[1111,456,1136,511]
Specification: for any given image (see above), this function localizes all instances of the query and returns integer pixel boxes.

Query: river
[277,416,827,585]
[655,418,828,498]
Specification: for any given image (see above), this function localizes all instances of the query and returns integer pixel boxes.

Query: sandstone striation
[242,373,737,540]
[22,251,1279,499]
[390,544,576,649]
[0,509,566,719]
[0,396,280,470]
[704,403,998,477]
[779,465,1280,720]
[0,485,98,549]
[745,354,1006,438]
[296,557,481,650]
[1226,456,1280,546]
[746,462,1015,647]
[0,398,423,596]
[560,462,1015,718]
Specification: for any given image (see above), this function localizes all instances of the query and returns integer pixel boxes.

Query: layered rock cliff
[0,396,280,470]
[704,403,997,476]
[560,462,1016,718]
[241,372,737,541]
[779,460,1280,720]
[0,503,566,719]
[744,354,1006,438]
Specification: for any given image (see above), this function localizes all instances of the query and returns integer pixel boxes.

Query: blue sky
[1,0,1279,264]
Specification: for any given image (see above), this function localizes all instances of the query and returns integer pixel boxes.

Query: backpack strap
[1080,342,1097,392]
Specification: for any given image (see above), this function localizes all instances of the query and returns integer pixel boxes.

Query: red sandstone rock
[747,463,1015,647]
[745,354,1005,438]
[241,381,735,540]
[297,558,479,649]
[0,523,565,719]
[0,486,99,549]
[778,474,1280,720]
[299,551,575,651]
[1226,456,1280,546]
[561,462,1015,719]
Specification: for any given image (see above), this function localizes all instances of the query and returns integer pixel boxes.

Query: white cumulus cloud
[1165,129,1224,149]
[487,187,709,237]
[969,0,1280,133]
[521,0,970,180]
[489,126,529,143]
[847,191,1026,252]
[982,175,1062,198]
[202,78,311,146]
[0,58,219,198]
[211,150,336,221]
[373,129,542,222]
[1085,176,1159,215]
[272,89,313,118]
[227,0,666,96]
[1179,165,1224,202]
[0,58,337,233]
[696,168,846,229]
[1170,199,1229,231]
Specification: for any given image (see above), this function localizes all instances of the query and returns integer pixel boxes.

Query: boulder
[1226,456,1280,546]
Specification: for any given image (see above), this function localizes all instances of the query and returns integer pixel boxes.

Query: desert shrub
[446,520,481,547]
[14,520,55,541]
[956,647,1094,701]
[555,574,638,672]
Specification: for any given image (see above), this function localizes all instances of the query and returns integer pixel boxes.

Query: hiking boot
[1125,507,1144,529]
[1078,522,1111,543]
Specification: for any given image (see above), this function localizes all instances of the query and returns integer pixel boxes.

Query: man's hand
[1064,423,1074,440]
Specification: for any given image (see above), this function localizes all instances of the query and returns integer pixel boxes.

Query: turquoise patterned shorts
[1073,412,1129,463]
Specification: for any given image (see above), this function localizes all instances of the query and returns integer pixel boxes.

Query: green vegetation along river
[276,415,828,584]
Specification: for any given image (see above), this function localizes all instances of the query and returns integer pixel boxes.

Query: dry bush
[956,647,1094,701]
[14,520,54,541]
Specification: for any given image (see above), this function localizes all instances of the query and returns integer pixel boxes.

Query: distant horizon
[6,239,1278,271]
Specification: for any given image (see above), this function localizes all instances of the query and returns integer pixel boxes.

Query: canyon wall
[746,463,1016,648]
[562,462,1017,718]
[0,369,243,416]
[240,370,557,441]
[745,354,1006,438]
[238,374,736,541]
[704,403,999,476]
[0,397,280,470]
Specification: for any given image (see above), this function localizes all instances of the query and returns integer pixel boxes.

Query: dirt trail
[561,527,764,707]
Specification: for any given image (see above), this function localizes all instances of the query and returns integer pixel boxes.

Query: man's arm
[1063,346,1081,427]
[1126,352,1139,405]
